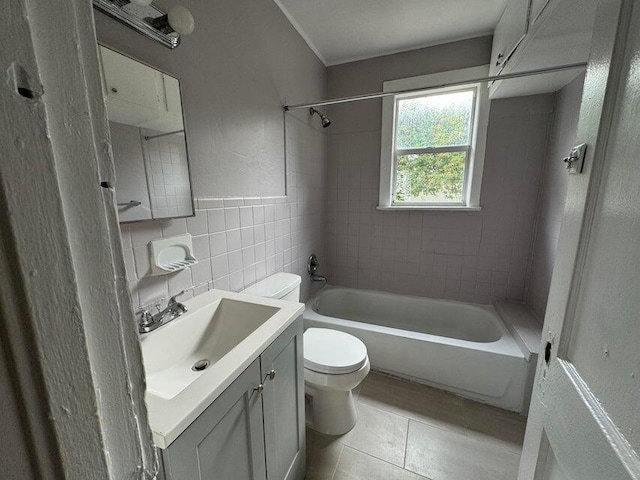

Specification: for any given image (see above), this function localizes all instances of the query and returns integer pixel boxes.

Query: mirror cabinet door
[98,44,194,222]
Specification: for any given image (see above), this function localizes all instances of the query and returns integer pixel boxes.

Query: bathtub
[303,286,530,413]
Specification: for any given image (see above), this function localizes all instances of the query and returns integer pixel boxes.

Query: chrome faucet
[311,273,327,283]
[307,254,327,283]
[137,290,188,334]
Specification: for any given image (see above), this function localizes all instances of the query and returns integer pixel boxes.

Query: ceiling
[273,0,508,66]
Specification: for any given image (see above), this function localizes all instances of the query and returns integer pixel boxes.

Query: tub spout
[311,274,327,283]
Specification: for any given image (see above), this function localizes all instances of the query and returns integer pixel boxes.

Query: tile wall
[120,115,327,310]
[527,74,585,318]
[143,129,193,218]
[325,95,555,304]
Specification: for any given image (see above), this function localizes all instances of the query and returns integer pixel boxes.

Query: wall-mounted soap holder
[149,234,197,275]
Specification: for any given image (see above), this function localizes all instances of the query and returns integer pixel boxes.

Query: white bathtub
[303,286,530,413]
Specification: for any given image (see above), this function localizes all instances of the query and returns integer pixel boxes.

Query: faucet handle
[137,309,154,327]
[167,290,186,306]
[167,291,188,315]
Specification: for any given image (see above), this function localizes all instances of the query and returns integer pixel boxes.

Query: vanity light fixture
[152,6,195,36]
[93,0,195,49]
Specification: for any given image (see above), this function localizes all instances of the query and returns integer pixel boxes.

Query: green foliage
[394,90,473,202]
[395,152,465,202]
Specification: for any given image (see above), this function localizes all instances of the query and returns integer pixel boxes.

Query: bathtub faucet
[307,254,327,283]
[311,273,327,283]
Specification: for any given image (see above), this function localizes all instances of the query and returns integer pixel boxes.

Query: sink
[138,288,304,448]
[141,298,279,400]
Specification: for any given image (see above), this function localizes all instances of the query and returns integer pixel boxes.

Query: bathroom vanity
[140,289,305,480]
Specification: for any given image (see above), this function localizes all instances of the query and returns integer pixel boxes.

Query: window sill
[376,205,482,212]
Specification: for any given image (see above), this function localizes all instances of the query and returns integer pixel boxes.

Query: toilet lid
[303,328,368,375]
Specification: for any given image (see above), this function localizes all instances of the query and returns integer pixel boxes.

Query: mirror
[98,45,194,222]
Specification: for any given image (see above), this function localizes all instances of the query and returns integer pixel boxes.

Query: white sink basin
[139,289,304,448]
[141,298,279,400]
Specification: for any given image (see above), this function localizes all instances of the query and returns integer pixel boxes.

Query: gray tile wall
[527,74,585,318]
[324,95,555,304]
[121,115,326,310]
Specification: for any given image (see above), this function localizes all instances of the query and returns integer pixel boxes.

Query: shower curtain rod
[144,129,185,141]
[283,62,588,111]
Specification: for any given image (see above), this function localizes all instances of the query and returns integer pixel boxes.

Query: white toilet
[303,328,369,435]
[241,273,370,436]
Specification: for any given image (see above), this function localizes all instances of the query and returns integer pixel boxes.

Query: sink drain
[191,359,210,372]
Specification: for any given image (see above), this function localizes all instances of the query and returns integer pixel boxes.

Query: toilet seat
[304,328,368,375]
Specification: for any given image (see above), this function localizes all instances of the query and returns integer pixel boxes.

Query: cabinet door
[260,317,305,480]
[161,359,267,480]
[100,46,163,111]
[530,0,552,24]
[98,45,165,127]
[490,0,531,76]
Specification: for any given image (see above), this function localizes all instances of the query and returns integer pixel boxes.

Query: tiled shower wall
[325,95,555,304]
[527,74,585,318]
[120,115,326,310]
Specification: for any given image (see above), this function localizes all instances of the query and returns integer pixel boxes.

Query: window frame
[392,87,477,206]
[379,65,491,211]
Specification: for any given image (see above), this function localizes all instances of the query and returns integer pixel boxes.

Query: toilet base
[305,385,358,436]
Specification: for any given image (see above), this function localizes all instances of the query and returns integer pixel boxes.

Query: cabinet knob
[111,87,118,94]
[267,369,276,381]
[253,384,264,395]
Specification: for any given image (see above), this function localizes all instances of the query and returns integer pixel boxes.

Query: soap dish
[149,234,198,275]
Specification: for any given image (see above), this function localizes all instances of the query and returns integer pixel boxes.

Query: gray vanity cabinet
[158,317,304,480]
[260,319,306,480]
[160,358,267,480]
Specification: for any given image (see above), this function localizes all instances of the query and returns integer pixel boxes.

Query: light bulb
[167,6,195,36]
[130,0,153,6]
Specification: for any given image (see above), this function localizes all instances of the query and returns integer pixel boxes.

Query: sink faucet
[137,290,188,334]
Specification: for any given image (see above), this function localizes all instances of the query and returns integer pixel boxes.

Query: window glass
[395,151,466,203]
[395,90,475,149]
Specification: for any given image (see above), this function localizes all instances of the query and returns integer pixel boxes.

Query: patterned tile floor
[306,372,526,480]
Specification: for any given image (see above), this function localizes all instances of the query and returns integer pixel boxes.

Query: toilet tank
[240,273,301,302]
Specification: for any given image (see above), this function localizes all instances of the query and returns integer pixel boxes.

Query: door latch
[563,143,587,174]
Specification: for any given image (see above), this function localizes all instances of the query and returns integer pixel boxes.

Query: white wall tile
[191,258,212,285]
[226,229,242,252]
[207,209,225,233]
[186,210,208,236]
[120,114,327,307]
[224,208,240,230]
[209,232,228,257]
[190,234,208,258]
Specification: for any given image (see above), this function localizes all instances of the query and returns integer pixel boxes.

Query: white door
[518,0,640,479]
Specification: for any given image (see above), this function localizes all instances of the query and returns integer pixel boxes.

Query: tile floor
[305,372,526,480]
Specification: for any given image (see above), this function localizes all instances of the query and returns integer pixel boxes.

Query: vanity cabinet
[158,317,305,480]
[260,318,306,480]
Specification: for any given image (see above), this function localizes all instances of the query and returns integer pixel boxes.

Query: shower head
[309,107,331,128]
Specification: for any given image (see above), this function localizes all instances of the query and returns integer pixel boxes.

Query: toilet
[241,273,370,436]
[303,327,369,435]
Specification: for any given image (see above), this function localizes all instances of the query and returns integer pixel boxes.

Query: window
[379,66,490,210]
